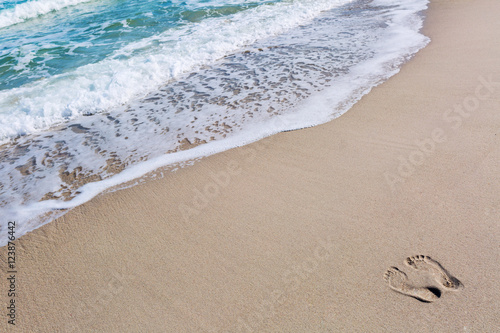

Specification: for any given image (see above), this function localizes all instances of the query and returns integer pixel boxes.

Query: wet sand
[1,0,499,331]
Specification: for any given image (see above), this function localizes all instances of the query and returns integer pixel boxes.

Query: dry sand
[1,0,500,331]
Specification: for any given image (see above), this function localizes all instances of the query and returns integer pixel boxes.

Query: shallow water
[0,0,429,245]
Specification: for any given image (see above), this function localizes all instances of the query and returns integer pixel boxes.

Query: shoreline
[0,0,429,243]
[2,0,500,331]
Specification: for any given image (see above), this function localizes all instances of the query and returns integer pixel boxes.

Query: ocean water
[0,0,429,245]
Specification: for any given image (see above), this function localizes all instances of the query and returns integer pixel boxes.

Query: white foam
[0,0,430,246]
[0,0,93,29]
[0,0,352,142]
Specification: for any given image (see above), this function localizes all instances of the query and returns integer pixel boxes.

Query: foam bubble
[0,0,93,29]
[0,0,352,142]
[0,0,430,246]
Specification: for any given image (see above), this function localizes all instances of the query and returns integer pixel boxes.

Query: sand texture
[1,0,499,331]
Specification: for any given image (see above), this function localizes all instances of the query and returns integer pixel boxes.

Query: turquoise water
[0,0,430,245]
[0,0,278,90]
[1,0,350,139]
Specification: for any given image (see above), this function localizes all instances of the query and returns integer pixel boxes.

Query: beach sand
[1,0,499,331]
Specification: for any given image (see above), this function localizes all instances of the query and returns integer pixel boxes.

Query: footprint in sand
[384,267,440,303]
[405,255,463,290]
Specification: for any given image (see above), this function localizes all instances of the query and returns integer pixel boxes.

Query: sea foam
[0,0,93,29]
[0,0,351,142]
[0,0,430,246]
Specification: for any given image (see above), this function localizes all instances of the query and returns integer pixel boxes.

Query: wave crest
[0,0,92,29]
